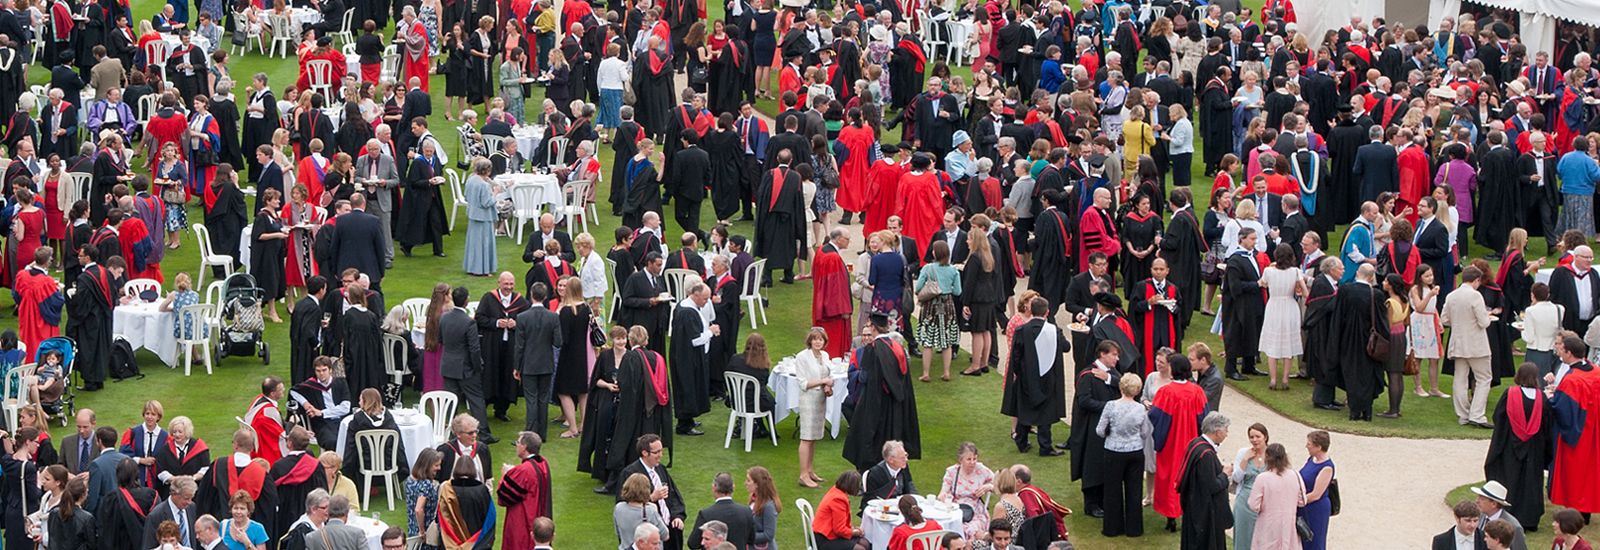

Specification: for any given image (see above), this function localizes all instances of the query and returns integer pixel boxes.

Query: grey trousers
[372,205,394,263]
[523,372,554,440]
[444,373,491,437]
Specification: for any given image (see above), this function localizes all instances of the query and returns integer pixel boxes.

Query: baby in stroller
[29,350,66,415]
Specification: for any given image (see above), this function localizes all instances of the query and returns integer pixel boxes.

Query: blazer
[85,449,126,514]
[513,305,563,376]
[1548,266,1600,332]
[924,228,970,265]
[687,497,756,550]
[60,433,93,473]
[141,498,200,550]
[437,308,483,380]
[1441,285,1493,358]
[464,175,497,223]
[353,153,400,212]
[88,58,124,100]
[1431,527,1486,550]
[303,519,369,550]
[523,230,576,262]
[330,210,387,284]
[615,460,685,522]
[860,461,916,512]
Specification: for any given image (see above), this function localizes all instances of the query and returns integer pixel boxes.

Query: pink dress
[423,348,445,392]
[1248,469,1307,550]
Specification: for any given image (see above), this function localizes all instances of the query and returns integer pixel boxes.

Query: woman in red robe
[15,259,60,362]
[1556,70,1586,155]
[117,211,162,281]
[811,243,852,356]
[834,114,875,221]
[893,154,944,254]
[280,186,325,292]
[1396,139,1429,222]
[861,146,906,237]
[1149,354,1210,530]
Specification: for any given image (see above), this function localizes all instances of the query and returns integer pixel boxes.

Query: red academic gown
[893,171,943,254]
[1551,365,1600,513]
[296,49,349,93]
[145,113,188,164]
[811,247,853,357]
[1150,380,1208,519]
[244,394,286,464]
[403,20,432,92]
[778,63,805,106]
[862,159,905,237]
[1077,206,1119,271]
[496,455,552,549]
[295,155,330,206]
[1396,145,1429,222]
[116,217,160,281]
[1134,280,1180,375]
[15,268,60,361]
[834,125,875,213]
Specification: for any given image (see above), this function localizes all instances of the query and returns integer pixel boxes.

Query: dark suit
[1431,527,1486,550]
[1352,141,1399,202]
[1413,216,1454,302]
[1518,152,1560,250]
[141,498,200,549]
[666,145,711,240]
[439,307,490,436]
[512,303,563,439]
[85,448,126,514]
[924,229,970,265]
[1223,251,1265,376]
[1549,266,1600,333]
[616,459,686,548]
[400,88,432,130]
[859,461,917,512]
[687,497,756,550]
[330,209,387,289]
[304,518,368,550]
[619,270,672,355]
[1245,192,1284,230]
[257,161,285,214]
[1278,211,1310,261]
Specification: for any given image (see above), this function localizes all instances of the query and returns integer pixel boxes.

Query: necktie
[177,507,190,546]
[1414,220,1426,243]
[78,440,88,472]
[147,431,155,456]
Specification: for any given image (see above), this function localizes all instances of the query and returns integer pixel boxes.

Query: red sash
[274,453,321,485]
[768,167,788,209]
[1508,389,1543,442]
[885,338,907,375]
[120,488,148,518]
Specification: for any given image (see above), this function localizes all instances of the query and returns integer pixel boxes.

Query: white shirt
[677,298,713,350]
[1576,267,1596,321]
[640,460,670,521]
[1454,528,1475,550]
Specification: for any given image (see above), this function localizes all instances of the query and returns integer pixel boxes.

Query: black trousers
[1170,152,1193,187]
[1348,396,1374,420]
[1313,381,1339,407]
[674,197,704,242]
[445,374,492,437]
[1015,422,1054,449]
[1527,194,1558,251]
[1102,449,1145,537]
[523,372,554,440]
[740,155,760,217]
[1082,484,1104,514]
[1226,352,1256,376]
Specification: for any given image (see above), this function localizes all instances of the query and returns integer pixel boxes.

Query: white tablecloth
[291,7,324,30]
[343,516,392,550]
[159,33,214,55]
[512,125,544,157]
[860,496,964,550]
[1537,268,1553,285]
[112,301,178,366]
[497,173,562,210]
[335,408,437,466]
[769,356,849,438]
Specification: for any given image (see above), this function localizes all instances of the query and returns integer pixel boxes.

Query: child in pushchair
[30,350,66,415]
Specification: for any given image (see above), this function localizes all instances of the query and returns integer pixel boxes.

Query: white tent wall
[1305,0,1564,59]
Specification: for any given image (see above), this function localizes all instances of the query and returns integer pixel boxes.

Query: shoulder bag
[917,276,941,303]
[1365,286,1390,362]
[587,309,607,347]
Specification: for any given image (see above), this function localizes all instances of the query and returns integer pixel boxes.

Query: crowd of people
[8,0,1600,545]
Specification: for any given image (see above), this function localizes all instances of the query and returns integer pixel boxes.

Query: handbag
[690,65,709,86]
[1403,352,1419,376]
[1328,478,1341,516]
[917,278,941,302]
[1296,516,1315,541]
[623,85,638,105]
[1364,287,1390,362]
[587,313,607,347]
[160,180,186,203]
[425,521,442,546]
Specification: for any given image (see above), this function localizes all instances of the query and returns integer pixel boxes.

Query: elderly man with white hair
[41,88,77,159]
[630,523,664,550]
[1521,132,1560,252]
[1175,412,1233,545]
[355,137,399,266]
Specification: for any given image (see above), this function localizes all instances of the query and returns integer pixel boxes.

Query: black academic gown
[1000,319,1068,427]
[212,96,243,168]
[66,265,115,385]
[1029,207,1073,309]
[668,304,712,420]
[1199,79,1232,168]
[1474,146,1520,252]
[397,156,448,249]
[1222,251,1265,360]
[267,451,326,541]
[1090,313,1140,375]
[708,37,749,116]
[242,90,279,182]
[196,458,279,536]
[577,349,621,481]
[888,38,926,110]
[1331,281,1385,406]
[1484,389,1554,530]
[1067,364,1117,488]
[339,307,384,398]
[1160,209,1206,330]
[609,121,643,212]
[841,335,920,470]
[618,271,671,354]
[1325,119,1366,226]
[705,129,744,220]
[289,296,322,384]
[1177,436,1232,550]
[755,166,805,271]
[605,348,673,471]
[620,158,661,230]
[1303,276,1342,390]
[95,484,154,550]
[829,38,861,102]
[631,51,675,138]
[151,438,211,499]
[205,182,248,269]
[475,291,531,414]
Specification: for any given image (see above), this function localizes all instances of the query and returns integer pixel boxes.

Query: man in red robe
[497,431,552,549]
[295,38,349,94]
[1131,259,1181,375]
[1395,131,1430,222]
[244,377,287,464]
[1551,337,1600,516]
[1077,187,1119,272]
[1017,464,1071,539]
[400,11,430,91]
[835,119,876,222]
[1149,354,1210,529]
[295,140,331,205]
[812,230,853,357]
[893,154,943,255]
[14,248,60,361]
[115,198,161,281]
[862,144,907,237]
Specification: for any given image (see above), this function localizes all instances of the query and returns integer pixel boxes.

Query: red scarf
[896,38,926,72]
[633,348,670,406]
[768,167,788,209]
[224,459,268,500]
[1507,389,1544,442]
[274,453,321,485]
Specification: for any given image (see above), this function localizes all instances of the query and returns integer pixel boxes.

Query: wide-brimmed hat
[1471,481,1511,507]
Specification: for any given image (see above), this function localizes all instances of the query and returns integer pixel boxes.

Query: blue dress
[218,519,269,550]
[751,10,777,66]
[1297,457,1335,550]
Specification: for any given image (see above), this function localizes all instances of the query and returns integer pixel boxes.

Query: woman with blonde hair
[319,451,362,511]
[556,277,595,438]
[792,328,834,487]
[1221,198,1267,254]
[961,226,1000,377]
[579,326,627,485]
[727,333,777,436]
[152,416,211,498]
[342,388,409,484]
[421,283,451,392]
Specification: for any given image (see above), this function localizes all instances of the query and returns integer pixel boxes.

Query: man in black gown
[289,357,352,453]
[67,248,121,391]
[1001,296,1068,456]
[196,428,279,534]
[1305,258,1346,410]
[288,276,327,384]
[267,426,327,538]
[477,272,531,422]
[669,283,716,436]
[1068,341,1121,517]
[619,253,672,355]
[894,77,961,160]
[842,314,920,471]
[665,128,710,242]
[1332,264,1386,421]
[1222,229,1265,380]
[755,150,805,285]
[1178,412,1234,549]
[1160,189,1206,332]
[1199,66,1233,175]
[1029,190,1073,314]
[605,334,674,489]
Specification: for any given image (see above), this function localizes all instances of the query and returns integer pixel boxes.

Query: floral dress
[867,39,892,104]
[171,289,201,338]
[404,477,439,548]
[419,5,441,56]
[1409,289,1443,359]
[941,464,995,540]
[156,159,189,232]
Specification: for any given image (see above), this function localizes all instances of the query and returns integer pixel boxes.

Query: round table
[112,301,179,367]
[496,172,563,212]
[511,125,544,158]
[859,496,964,550]
[769,355,849,438]
[342,515,394,550]
[159,33,214,54]
[290,7,324,30]
[334,407,437,466]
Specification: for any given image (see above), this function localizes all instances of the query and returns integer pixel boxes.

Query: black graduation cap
[869,313,891,329]
[1094,292,1121,309]
[1066,134,1085,145]
[317,35,333,47]
[1336,103,1354,113]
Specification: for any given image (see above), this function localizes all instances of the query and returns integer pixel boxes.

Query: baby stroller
[34,337,76,426]
[219,272,270,364]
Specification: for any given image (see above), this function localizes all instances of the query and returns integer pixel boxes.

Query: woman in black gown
[250,188,290,323]
[204,165,248,278]
[334,103,373,158]
[578,326,625,484]
[211,80,243,168]
[1120,193,1163,297]
[443,24,470,120]
[341,388,409,486]
[556,279,594,439]
[151,417,210,499]
[340,287,385,398]
[241,75,279,182]
[466,16,497,110]
[1485,364,1554,531]
[97,459,156,550]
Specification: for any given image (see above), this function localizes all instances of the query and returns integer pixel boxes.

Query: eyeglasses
[459,430,479,436]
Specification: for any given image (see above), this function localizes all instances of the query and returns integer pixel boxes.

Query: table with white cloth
[1537,268,1554,285]
[860,496,964,550]
[291,7,324,30]
[159,33,214,55]
[512,125,544,158]
[334,407,437,466]
[112,301,179,367]
[342,515,393,550]
[324,106,345,131]
[769,356,849,438]
[496,172,562,212]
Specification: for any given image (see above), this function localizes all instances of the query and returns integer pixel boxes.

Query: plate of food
[1067,322,1090,333]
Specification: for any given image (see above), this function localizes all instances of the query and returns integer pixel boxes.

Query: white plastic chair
[354,429,401,510]
[380,44,400,82]
[418,391,457,444]
[176,303,216,376]
[481,135,506,156]
[557,179,590,234]
[543,136,569,166]
[605,258,620,321]
[401,298,430,333]
[305,59,336,100]
[795,498,818,550]
[122,278,162,301]
[2,363,35,432]
[509,184,544,245]
[663,268,699,304]
[464,302,478,319]
[722,372,777,452]
[191,223,235,290]
[267,14,296,57]
[331,10,355,45]
[382,333,411,406]
[740,258,769,329]
[204,281,226,306]
[136,95,160,125]
[906,530,945,550]
[143,40,170,74]
[340,42,356,60]
[66,172,92,205]
[918,10,945,59]
[230,15,254,56]
[445,168,466,232]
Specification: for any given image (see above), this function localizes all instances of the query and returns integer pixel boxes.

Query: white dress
[792,350,833,441]
[1410,292,1444,359]
[1258,266,1304,358]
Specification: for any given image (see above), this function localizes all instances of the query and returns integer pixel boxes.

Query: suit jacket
[615,460,685,521]
[523,230,576,263]
[353,153,400,212]
[86,449,126,514]
[1548,266,1600,332]
[141,498,200,550]
[687,497,756,550]
[860,461,917,512]
[924,229,970,265]
[1065,272,1104,317]
[1442,285,1493,358]
[61,433,93,473]
[438,308,482,380]
[304,519,369,550]
[513,304,563,375]
[1477,513,1527,550]
[1245,192,1284,229]
[400,89,432,127]
[666,146,712,202]
[330,210,386,284]
[88,58,124,100]
[1353,141,1399,197]
[1431,527,1487,550]
[1279,211,1310,261]
[1414,216,1452,277]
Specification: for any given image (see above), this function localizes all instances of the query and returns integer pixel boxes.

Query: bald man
[477,272,532,421]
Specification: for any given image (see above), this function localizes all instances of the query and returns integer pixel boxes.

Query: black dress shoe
[1086,508,1105,518]
[1054,442,1071,450]
[593,486,613,495]
[1331,401,1346,407]
[493,413,511,422]
[1039,448,1065,457]
[1226,373,1250,381]
[1314,403,1342,411]
[677,427,705,436]
[1166,518,1178,532]
[1242,369,1266,376]
[1470,421,1495,429]
[480,434,500,444]
[1377,411,1401,419]
[1014,440,1032,454]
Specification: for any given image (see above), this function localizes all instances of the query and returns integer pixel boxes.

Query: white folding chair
[121,278,162,301]
[267,14,296,57]
[191,223,235,290]
[795,498,819,550]
[354,429,401,510]
[401,298,430,332]
[143,40,170,75]
[557,179,590,234]
[380,44,400,82]
[906,531,945,550]
[445,168,466,232]
[419,391,458,443]
[543,136,569,166]
[605,258,620,322]
[2,363,35,432]
[722,372,777,452]
[305,59,336,100]
[331,10,355,45]
[176,303,216,376]
[509,184,544,245]
[481,135,506,156]
[382,333,411,406]
[137,95,160,126]
[740,258,769,329]
[66,172,92,206]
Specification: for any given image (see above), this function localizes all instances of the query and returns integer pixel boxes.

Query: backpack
[109,337,145,381]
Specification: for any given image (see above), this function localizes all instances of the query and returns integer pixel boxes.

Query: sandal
[799,477,819,488]
[941,375,951,381]
[1414,388,1429,397]
[919,375,931,382]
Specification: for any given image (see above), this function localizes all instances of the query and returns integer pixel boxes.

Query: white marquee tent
[1299,0,1596,57]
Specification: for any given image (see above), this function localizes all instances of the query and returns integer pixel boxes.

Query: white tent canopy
[1302,0,1587,57]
